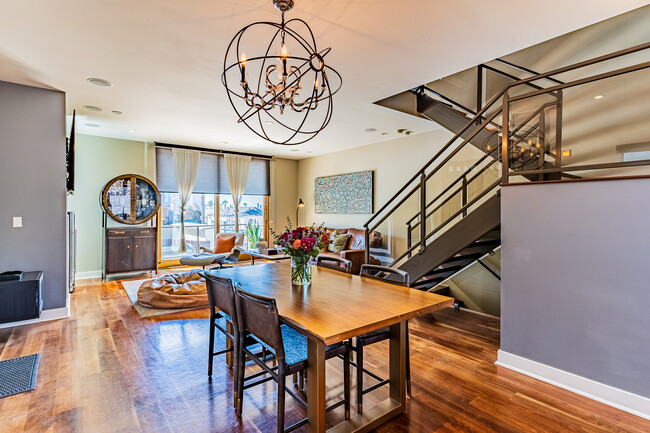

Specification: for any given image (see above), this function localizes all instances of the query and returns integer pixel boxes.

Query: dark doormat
[0,353,40,398]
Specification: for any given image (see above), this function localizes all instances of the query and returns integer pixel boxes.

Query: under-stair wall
[499,177,650,417]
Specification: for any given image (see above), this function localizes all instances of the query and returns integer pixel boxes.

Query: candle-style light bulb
[240,52,247,86]
[314,77,319,90]
[280,43,288,59]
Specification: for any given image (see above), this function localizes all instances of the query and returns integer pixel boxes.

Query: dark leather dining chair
[234,288,351,432]
[356,264,411,413]
[204,272,270,407]
[315,254,352,274]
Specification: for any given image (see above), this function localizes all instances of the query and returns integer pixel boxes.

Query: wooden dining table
[210,261,454,433]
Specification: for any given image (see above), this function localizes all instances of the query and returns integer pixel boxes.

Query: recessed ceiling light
[83,105,102,112]
[85,123,100,128]
[112,110,123,115]
[128,129,136,133]
[87,77,113,87]
[594,95,604,99]
[290,149,299,152]
[364,128,377,133]
[265,121,274,125]
[220,141,228,145]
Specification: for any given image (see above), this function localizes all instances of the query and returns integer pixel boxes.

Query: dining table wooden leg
[307,337,327,433]
[389,321,407,409]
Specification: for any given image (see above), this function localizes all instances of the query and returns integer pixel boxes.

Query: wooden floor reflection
[0,271,647,433]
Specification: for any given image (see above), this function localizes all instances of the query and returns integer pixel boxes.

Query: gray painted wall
[0,80,67,310]
[501,178,650,398]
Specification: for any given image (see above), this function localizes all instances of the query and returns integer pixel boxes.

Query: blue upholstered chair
[234,288,351,432]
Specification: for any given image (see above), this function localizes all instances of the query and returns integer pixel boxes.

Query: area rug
[0,354,40,399]
[120,279,207,319]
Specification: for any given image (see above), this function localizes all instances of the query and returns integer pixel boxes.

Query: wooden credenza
[104,227,157,279]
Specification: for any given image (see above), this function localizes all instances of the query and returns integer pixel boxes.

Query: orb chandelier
[222,0,342,145]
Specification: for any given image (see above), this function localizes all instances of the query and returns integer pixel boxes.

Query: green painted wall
[66,134,155,276]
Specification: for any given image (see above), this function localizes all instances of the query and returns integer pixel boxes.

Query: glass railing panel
[506,67,650,180]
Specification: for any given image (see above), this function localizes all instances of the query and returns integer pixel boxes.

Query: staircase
[363,43,650,291]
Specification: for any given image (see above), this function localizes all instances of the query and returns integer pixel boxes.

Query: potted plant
[245,220,261,250]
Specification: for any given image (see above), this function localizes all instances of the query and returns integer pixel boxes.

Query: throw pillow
[215,235,236,254]
[328,233,350,254]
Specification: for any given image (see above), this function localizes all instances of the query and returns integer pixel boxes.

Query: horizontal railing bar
[368,183,420,233]
[404,177,501,264]
[422,179,502,244]
[507,159,650,177]
[409,157,498,229]
[423,110,502,185]
[494,58,564,84]
[406,153,491,226]
[510,102,557,137]
[509,60,650,103]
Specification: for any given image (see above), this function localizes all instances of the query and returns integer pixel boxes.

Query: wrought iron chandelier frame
[222,2,342,145]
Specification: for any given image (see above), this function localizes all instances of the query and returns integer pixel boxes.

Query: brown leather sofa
[318,228,381,274]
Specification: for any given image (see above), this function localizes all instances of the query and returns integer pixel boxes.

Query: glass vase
[291,255,312,286]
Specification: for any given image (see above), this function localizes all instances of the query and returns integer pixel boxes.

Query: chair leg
[236,337,246,417]
[343,349,351,419]
[208,320,215,378]
[292,372,298,385]
[406,327,412,397]
[299,370,305,392]
[232,331,240,409]
[277,374,286,433]
[356,341,364,413]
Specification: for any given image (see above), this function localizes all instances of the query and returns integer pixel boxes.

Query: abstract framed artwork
[315,170,373,214]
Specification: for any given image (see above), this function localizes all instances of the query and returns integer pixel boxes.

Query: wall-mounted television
[66,110,75,193]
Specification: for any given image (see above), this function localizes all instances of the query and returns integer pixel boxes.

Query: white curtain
[225,154,251,232]
[173,149,201,253]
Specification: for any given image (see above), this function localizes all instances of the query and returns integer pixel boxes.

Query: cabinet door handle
[113,231,125,234]
[141,231,149,234]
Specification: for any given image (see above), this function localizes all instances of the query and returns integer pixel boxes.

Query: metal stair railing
[364,41,650,267]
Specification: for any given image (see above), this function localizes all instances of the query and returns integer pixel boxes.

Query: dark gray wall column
[501,178,650,399]
[0,80,67,310]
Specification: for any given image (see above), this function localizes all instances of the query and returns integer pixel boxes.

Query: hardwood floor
[0,272,647,433]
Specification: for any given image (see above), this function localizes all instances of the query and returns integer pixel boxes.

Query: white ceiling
[0,0,646,158]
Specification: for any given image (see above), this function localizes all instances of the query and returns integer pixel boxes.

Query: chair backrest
[360,264,410,286]
[217,232,245,249]
[235,288,286,363]
[204,272,237,319]
[315,254,352,274]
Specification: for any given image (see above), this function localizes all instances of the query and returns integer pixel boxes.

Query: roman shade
[156,147,270,195]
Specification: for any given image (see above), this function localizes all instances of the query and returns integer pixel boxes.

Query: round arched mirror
[100,174,160,224]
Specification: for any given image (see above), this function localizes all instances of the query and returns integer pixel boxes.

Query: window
[160,193,217,259]
[219,195,265,239]
[617,142,650,163]
[155,146,270,260]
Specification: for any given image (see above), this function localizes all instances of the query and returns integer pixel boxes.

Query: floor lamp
[296,198,304,226]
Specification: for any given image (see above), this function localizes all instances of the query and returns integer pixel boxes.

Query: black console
[0,271,43,324]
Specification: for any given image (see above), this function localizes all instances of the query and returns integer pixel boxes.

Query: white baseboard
[75,270,102,280]
[0,305,70,330]
[496,350,650,420]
